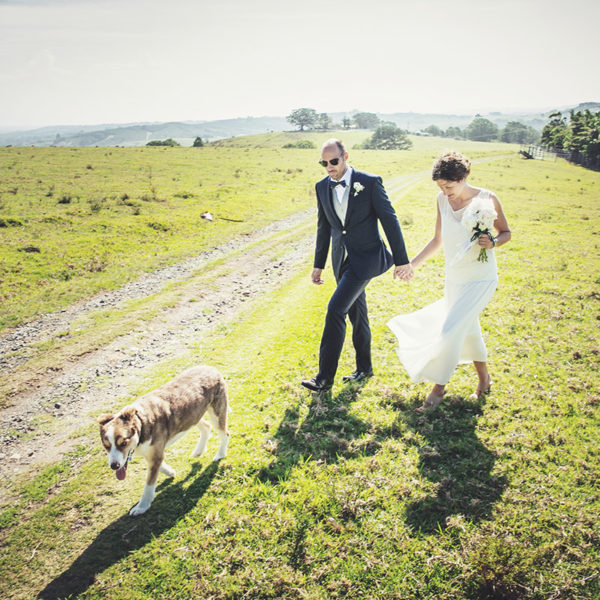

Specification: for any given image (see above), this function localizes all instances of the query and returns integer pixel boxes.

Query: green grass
[0,215,315,407]
[0,139,599,599]
[0,134,515,332]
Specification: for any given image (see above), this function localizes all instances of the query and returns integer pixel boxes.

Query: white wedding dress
[387,189,498,385]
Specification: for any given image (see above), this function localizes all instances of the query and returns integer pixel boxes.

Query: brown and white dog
[98,365,230,516]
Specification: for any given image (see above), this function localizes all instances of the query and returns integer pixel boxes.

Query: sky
[1,0,599,130]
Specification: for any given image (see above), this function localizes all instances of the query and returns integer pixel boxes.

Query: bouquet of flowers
[462,198,497,262]
[449,197,498,266]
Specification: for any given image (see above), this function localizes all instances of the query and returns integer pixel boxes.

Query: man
[301,138,413,393]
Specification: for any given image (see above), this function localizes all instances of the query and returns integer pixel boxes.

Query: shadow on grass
[400,394,507,534]
[258,382,505,534]
[37,460,220,600]
[258,382,377,483]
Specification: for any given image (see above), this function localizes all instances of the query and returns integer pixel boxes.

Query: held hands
[394,263,414,282]
[311,268,324,285]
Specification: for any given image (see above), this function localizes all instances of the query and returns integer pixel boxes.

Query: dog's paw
[130,502,150,516]
[160,462,176,478]
[212,450,227,461]
[191,441,208,458]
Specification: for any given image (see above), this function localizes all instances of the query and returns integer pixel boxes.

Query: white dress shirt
[331,167,353,204]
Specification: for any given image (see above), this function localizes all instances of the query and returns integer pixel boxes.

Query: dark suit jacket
[313,169,409,280]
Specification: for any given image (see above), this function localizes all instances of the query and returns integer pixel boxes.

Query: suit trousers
[318,261,372,381]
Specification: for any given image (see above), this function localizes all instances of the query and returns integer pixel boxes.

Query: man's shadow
[388,392,507,534]
[258,383,377,483]
[37,460,220,600]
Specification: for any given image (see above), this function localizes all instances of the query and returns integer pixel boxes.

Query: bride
[388,151,511,412]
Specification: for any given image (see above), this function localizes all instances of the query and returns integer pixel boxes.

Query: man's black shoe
[342,370,374,383]
[301,377,332,393]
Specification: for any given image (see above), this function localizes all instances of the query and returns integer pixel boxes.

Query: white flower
[353,182,365,195]
[460,197,498,263]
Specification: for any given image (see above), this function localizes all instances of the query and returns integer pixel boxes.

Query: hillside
[0,116,289,148]
[2,104,591,148]
[0,137,598,599]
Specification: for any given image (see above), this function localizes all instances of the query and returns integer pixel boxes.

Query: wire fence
[519,145,600,171]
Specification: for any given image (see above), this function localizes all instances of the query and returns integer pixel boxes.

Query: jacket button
[342,230,347,234]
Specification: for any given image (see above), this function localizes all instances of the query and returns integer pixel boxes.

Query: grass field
[0,134,599,599]
[0,132,511,331]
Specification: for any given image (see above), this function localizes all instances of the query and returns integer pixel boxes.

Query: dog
[98,365,229,516]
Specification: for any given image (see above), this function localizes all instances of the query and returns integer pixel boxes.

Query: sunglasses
[319,156,343,167]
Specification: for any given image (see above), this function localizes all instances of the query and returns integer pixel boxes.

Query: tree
[563,110,599,153]
[352,112,380,129]
[363,124,412,150]
[445,126,463,139]
[541,109,600,167]
[342,117,352,130]
[540,112,568,149]
[192,136,205,147]
[500,121,540,144]
[317,112,332,130]
[287,108,318,131]
[465,118,498,142]
[424,125,442,137]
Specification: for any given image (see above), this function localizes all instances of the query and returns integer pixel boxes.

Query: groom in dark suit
[301,138,412,392]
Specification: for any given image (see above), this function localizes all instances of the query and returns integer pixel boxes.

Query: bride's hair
[432,151,471,181]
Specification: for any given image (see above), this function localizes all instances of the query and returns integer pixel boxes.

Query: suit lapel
[319,179,342,228]
[345,169,358,225]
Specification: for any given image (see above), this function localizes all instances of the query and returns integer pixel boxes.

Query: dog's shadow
[396,394,507,534]
[37,460,220,600]
[258,383,376,483]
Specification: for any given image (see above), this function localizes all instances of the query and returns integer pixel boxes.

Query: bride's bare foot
[469,374,492,400]
[416,388,445,413]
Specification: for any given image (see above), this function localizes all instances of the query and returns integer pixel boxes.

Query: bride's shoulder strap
[480,188,493,203]
[436,190,445,209]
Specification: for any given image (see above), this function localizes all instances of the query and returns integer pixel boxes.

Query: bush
[283,140,316,149]
[146,139,181,147]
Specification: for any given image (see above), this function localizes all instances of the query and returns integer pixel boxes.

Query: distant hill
[0,116,289,147]
[549,101,600,116]
[1,104,596,147]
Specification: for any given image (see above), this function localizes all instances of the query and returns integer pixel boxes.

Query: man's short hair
[322,138,346,155]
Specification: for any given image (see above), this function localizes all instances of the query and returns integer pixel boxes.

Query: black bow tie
[329,179,347,189]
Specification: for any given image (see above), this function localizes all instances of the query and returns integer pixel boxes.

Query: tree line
[286,109,412,150]
[540,109,600,168]
[286,108,540,146]
[423,118,539,144]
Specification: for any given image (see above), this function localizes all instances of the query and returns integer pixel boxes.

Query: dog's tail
[216,376,232,417]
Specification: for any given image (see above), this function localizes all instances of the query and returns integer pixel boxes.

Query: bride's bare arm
[477,194,511,249]
[411,204,442,269]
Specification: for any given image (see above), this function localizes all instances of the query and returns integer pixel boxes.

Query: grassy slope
[0,138,599,599]
[0,133,510,331]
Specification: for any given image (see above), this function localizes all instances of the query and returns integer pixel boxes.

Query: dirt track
[0,161,508,501]
[0,208,315,498]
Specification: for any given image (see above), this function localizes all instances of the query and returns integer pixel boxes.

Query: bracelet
[487,232,497,247]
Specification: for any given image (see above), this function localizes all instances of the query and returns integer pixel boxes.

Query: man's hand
[311,268,324,285]
[393,263,414,281]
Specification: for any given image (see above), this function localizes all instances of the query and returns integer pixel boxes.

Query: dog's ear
[119,406,137,422]
[97,413,114,426]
